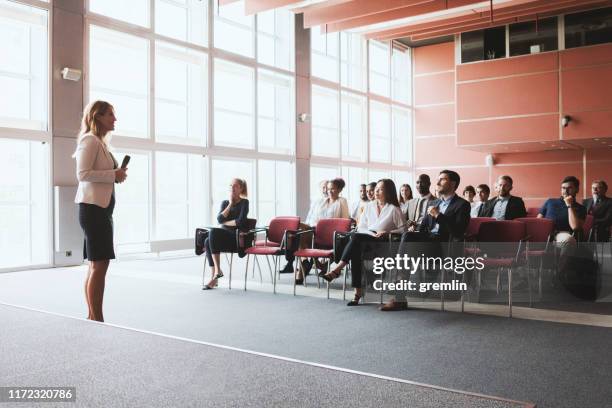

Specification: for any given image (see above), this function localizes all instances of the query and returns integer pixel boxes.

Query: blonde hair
[234,178,248,198]
[78,100,114,145]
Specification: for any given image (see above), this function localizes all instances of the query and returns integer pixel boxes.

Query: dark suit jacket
[419,195,471,242]
[479,195,527,220]
[583,196,612,241]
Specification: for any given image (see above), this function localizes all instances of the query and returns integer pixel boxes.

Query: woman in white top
[322,179,405,305]
[398,183,413,217]
[74,100,128,322]
[294,178,351,283]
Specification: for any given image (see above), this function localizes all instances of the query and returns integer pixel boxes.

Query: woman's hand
[115,168,127,183]
[373,231,387,238]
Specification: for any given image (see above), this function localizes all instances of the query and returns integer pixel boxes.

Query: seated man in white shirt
[350,183,369,222]
[471,184,490,217]
[407,174,435,230]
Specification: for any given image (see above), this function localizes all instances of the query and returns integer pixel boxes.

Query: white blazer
[74,134,117,208]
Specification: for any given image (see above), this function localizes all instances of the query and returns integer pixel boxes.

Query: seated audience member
[280,180,328,274]
[398,183,413,217]
[472,184,490,217]
[407,174,435,229]
[321,179,406,306]
[294,178,350,283]
[583,180,611,242]
[538,176,586,256]
[350,183,369,222]
[366,182,376,201]
[381,170,471,311]
[479,176,526,220]
[463,185,480,217]
[203,178,249,289]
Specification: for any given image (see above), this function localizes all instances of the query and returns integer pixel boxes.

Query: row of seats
[196,213,600,317]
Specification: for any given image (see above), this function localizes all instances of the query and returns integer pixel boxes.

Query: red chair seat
[294,248,333,258]
[482,258,514,267]
[245,246,282,256]
[254,239,280,247]
[525,249,547,256]
[464,247,481,255]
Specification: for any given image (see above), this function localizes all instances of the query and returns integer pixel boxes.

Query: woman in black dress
[204,178,249,289]
[74,100,128,321]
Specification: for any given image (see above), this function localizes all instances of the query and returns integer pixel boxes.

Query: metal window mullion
[150,151,157,241]
[254,13,259,155]
[559,14,565,50]
[207,0,214,148]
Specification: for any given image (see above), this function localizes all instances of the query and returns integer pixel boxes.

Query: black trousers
[393,231,443,301]
[204,227,237,267]
[340,233,386,289]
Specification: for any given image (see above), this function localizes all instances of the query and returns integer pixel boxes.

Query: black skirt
[79,194,116,261]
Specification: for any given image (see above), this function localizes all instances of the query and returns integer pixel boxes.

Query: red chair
[243,216,300,293]
[515,217,555,304]
[465,217,496,241]
[292,218,353,299]
[526,207,540,218]
[477,221,527,317]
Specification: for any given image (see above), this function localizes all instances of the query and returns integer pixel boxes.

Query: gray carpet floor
[2,257,612,407]
[0,305,528,408]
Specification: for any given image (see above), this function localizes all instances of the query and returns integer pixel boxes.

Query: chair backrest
[515,217,554,242]
[583,214,594,241]
[268,216,300,244]
[239,218,258,248]
[241,218,257,231]
[478,220,526,243]
[466,217,496,238]
[526,207,540,218]
[314,218,353,249]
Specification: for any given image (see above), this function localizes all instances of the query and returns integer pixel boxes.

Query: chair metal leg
[273,256,278,294]
[293,256,298,296]
[460,270,465,313]
[538,258,543,299]
[228,253,234,290]
[496,269,501,294]
[343,264,348,301]
[326,258,330,299]
[202,259,207,289]
[508,267,513,318]
[265,256,273,282]
[244,254,250,291]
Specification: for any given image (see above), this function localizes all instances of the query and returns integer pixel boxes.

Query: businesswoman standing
[74,101,127,322]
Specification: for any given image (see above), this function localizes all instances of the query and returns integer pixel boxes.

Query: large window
[369,100,391,163]
[0,139,50,269]
[369,40,390,97]
[155,42,207,145]
[340,32,367,91]
[258,70,295,154]
[311,30,339,83]
[565,7,612,49]
[86,0,296,256]
[258,160,295,224]
[214,0,254,58]
[509,17,558,56]
[257,8,294,71]
[341,91,366,161]
[311,85,340,158]
[89,26,149,138]
[0,1,51,270]
[155,152,206,240]
[155,0,207,46]
[214,58,255,148]
[0,0,48,131]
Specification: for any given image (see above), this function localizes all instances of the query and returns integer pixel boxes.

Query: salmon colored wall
[413,42,612,208]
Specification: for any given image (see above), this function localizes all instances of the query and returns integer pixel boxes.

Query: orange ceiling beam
[323,0,485,33]
[243,0,306,15]
[372,0,604,40]
[303,0,430,28]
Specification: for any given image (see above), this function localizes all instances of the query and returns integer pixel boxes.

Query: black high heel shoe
[347,295,361,306]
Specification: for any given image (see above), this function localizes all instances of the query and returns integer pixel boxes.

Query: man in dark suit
[381,170,471,311]
[583,180,611,242]
[479,175,527,220]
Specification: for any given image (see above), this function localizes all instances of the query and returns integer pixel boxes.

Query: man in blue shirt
[538,176,586,256]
